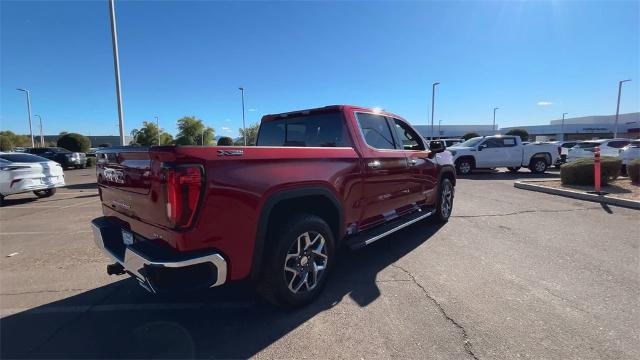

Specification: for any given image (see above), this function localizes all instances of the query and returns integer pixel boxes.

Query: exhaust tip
[107,263,125,276]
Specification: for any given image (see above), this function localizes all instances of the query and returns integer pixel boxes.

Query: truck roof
[261,105,405,122]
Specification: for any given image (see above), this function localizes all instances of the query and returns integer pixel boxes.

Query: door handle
[367,160,382,169]
[409,159,418,166]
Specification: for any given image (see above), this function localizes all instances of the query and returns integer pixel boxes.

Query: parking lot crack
[453,207,599,218]
[1,288,88,296]
[391,263,480,360]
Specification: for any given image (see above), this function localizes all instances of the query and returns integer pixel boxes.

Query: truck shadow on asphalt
[0,220,444,359]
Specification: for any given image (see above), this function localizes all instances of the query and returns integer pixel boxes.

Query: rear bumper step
[91,217,227,293]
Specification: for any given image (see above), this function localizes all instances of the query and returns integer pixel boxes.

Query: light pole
[16,88,35,148]
[108,0,126,146]
[493,107,499,132]
[239,87,247,145]
[430,82,439,140]
[154,115,160,145]
[614,79,631,138]
[561,112,568,140]
[34,115,44,147]
[438,119,442,138]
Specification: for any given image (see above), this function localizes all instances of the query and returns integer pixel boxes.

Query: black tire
[0,195,5,207]
[507,166,521,173]
[434,178,454,223]
[258,214,335,308]
[529,158,548,174]
[33,188,56,198]
[455,158,474,175]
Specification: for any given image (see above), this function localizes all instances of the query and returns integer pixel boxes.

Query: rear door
[475,138,503,167]
[501,137,521,166]
[390,118,438,207]
[354,112,413,230]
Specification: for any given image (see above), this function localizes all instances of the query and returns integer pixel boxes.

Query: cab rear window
[257,113,350,147]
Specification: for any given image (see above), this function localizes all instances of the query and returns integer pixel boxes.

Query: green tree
[130,121,174,146]
[0,131,32,147]
[175,116,215,145]
[57,133,91,152]
[505,128,529,142]
[0,135,13,151]
[236,122,260,146]
[462,132,480,141]
[217,136,234,146]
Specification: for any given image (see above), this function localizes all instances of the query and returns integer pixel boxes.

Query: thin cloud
[224,118,231,122]
[248,108,257,112]
[537,101,553,106]
[221,126,232,132]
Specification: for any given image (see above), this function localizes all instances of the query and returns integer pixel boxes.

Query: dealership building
[415,112,640,141]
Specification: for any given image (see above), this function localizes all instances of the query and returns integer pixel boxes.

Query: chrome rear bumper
[91,217,227,293]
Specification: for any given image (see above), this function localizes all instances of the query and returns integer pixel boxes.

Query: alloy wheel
[283,231,328,294]
[441,181,453,218]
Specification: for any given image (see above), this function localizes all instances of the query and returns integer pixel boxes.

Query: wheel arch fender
[250,186,344,281]
[531,152,552,165]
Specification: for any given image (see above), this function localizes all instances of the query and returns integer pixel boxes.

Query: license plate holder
[122,229,134,246]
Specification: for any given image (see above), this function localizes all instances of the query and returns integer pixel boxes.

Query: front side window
[256,112,349,147]
[356,113,396,150]
[393,119,425,150]
[482,138,504,148]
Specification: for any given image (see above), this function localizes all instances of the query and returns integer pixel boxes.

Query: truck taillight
[165,165,203,228]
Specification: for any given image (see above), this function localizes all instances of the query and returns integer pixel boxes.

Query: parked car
[0,152,65,206]
[428,138,464,147]
[566,139,631,163]
[447,135,560,175]
[91,105,456,307]
[549,141,580,167]
[24,147,87,169]
[619,139,640,175]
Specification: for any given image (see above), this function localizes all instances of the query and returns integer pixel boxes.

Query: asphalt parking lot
[1,167,638,359]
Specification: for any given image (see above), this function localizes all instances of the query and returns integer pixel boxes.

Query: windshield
[454,137,484,148]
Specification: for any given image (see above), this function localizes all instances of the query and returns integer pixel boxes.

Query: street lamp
[493,107,499,132]
[430,82,440,140]
[34,115,44,147]
[16,88,35,148]
[438,119,442,138]
[561,112,568,140]
[108,0,126,146]
[614,79,631,138]
[239,87,247,145]
[154,115,160,145]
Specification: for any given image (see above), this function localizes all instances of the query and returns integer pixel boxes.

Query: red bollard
[594,146,601,193]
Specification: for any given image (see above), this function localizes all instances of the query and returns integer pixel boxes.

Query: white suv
[566,139,631,162]
[619,139,640,175]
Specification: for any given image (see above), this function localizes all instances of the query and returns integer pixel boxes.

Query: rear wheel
[259,214,335,308]
[507,166,521,173]
[455,158,473,175]
[434,178,454,223]
[33,188,56,198]
[529,158,548,174]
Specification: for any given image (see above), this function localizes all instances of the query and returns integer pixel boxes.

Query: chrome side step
[345,209,435,250]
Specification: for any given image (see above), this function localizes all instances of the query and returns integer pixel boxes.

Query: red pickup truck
[91,105,456,307]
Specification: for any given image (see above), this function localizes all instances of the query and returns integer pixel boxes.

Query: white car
[0,152,65,205]
[447,135,560,175]
[619,139,640,175]
[566,139,631,163]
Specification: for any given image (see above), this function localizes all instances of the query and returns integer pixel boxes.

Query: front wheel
[529,158,548,174]
[507,166,521,173]
[434,178,454,223]
[259,214,335,308]
[455,158,473,175]
[33,188,56,198]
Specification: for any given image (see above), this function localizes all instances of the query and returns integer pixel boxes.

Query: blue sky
[2,1,639,138]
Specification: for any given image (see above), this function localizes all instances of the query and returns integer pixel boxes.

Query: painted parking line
[0,301,256,316]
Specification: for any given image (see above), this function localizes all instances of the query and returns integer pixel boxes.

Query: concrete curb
[514,181,640,210]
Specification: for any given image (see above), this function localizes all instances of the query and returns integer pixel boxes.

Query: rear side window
[503,138,516,147]
[0,153,49,163]
[356,113,396,150]
[562,142,577,148]
[607,141,630,149]
[256,113,349,147]
[576,142,599,148]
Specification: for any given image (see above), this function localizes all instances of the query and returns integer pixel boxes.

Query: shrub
[57,133,90,152]
[505,128,529,142]
[628,159,640,184]
[217,136,234,146]
[560,156,621,186]
[86,157,96,167]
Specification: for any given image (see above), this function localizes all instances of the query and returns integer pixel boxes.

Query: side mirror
[429,140,445,154]
[478,144,486,151]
